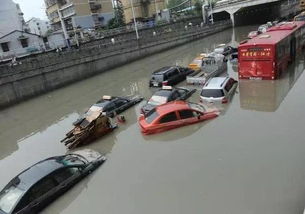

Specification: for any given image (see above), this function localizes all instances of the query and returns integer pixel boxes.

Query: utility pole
[154,0,159,20]
[58,9,70,48]
[209,0,214,24]
[129,0,139,39]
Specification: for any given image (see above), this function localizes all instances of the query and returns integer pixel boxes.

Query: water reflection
[239,56,305,112]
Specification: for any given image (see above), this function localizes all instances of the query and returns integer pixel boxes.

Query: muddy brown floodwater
[1,25,305,214]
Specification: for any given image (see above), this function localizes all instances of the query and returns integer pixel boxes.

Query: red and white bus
[238,21,305,80]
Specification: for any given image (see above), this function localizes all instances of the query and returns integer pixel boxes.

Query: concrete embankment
[0,20,231,109]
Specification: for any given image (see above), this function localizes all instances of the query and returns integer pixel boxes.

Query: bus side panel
[238,45,275,80]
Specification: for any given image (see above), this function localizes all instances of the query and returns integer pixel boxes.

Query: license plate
[153,83,159,86]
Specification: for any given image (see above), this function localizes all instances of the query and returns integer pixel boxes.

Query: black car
[149,66,194,87]
[141,86,196,114]
[0,150,106,214]
[76,95,143,122]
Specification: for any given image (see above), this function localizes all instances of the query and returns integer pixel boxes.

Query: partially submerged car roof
[6,156,80,192]
[153,66,176,75]
[154,100,189,115]
[204,77,229,89]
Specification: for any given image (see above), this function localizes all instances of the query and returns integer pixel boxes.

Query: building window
[38,27,41,30]
[20,39,28,48]
[0,42,9,52]
[36,23,40,26]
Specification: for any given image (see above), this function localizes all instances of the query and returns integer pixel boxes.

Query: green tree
[194,0,203,15]
[108,0,125,29]
[167,0,186,9]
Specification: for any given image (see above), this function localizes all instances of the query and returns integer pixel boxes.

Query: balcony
[89,2,102,12]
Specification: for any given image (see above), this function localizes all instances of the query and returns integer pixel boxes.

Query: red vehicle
[238,21,305,80]
[138,101,219,135]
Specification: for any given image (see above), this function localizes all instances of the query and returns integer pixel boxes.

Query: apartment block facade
[121,0,166,23]
[45,0,115,31]
[0,0,26,37]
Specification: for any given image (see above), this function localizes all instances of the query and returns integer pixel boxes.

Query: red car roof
[155,100,189,115]
[240,21,305,46]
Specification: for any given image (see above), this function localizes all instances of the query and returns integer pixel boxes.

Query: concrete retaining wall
[0,20,232,109]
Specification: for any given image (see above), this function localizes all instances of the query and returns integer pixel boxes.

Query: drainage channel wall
[0,20,231,109]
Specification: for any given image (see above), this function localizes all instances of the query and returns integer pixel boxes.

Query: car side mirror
[139,114,145,120]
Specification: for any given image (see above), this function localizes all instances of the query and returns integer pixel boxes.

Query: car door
[52,166,83,194]
[154,111,181,132]
[168,91,180,101]
[224,79,236,99]
[104,102,116,116]
[178,88,196,100]
[15,176,58,213]
[114,99,129,114]
[178,109,202,125]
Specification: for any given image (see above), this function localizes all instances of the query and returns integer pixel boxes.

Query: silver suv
[200,77,238,104]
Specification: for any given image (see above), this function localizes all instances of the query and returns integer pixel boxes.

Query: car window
[172,69,179,76]
[104,102,116,111]
[200,89,224,98]
[145,109,159,124]
[152,74,164,82]
[0,185,25,213]
[27,177,57,203]
[178,89,186,95]
[148,96,167,105]
[115,99,127,107]
[52,167,80,184]
[171,91,180,100]
[224,79,235,92]
[179,110,196,119]
[159,112,177,123]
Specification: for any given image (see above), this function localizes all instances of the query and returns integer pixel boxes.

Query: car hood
[70,149,106,163]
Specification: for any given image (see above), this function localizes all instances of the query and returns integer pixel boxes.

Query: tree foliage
[194,0,203,15]
[167,0,186,9]
[108,0,125,29]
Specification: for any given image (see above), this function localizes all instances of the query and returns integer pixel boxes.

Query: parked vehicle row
[0,44,239,213]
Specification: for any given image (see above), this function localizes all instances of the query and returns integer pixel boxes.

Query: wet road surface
[1,25,305,214]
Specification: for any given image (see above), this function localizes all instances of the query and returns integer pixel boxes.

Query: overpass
[203,0,300,26]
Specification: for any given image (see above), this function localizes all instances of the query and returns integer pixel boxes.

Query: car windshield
[145,109,159,124]
[148,95,168,105]
[151,74,164,82]
[60,155,87,166]
[201,89,224,98]
[295,17,305,21]
[0,185,24,213]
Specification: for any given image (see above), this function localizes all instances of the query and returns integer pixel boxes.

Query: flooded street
[1,25,305,214]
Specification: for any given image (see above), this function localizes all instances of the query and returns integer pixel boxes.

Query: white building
[0,30,45,60]
[0,0,25,37]
[26,18,51,37]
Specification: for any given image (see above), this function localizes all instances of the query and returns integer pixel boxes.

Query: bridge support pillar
[225,8,240,27]
[230,13,235,26]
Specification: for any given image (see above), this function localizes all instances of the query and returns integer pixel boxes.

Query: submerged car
[149,66,194,87]
[138,100,219,135]
[141,86,196,114]
[247,31,259,39]
[214,44,237,56]
[0,150,106,214]
[76,95,143,121]
[188,53,208,71]
[200,77,238,104]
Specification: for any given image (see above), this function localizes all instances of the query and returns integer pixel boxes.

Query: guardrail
[0,20,231,77]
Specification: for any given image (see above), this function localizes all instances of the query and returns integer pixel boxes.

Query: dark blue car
[0,150,106,214]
